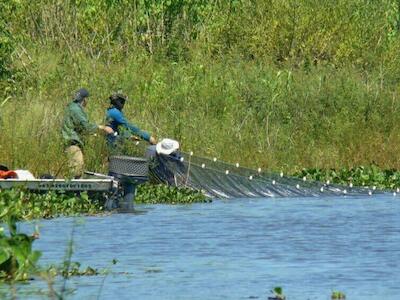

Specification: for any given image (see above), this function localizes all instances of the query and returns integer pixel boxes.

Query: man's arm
[72,105,98,134]
[72,105,114,135]
[109,109,153,142]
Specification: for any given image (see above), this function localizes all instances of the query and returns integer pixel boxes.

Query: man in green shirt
[61,88,113,178]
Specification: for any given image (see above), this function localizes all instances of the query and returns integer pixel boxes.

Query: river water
[13,195,400,299]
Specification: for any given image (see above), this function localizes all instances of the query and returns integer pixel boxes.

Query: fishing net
[147,150,383,199]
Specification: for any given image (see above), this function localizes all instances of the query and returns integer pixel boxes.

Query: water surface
[15,195,400,299]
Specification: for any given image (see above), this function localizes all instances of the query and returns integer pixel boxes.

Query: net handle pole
[184,154,192,186]
[84,171,114,179]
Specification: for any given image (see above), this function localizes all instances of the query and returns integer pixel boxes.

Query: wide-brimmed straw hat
[156,138,180,155]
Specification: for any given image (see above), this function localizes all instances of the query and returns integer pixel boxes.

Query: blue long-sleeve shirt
[106,107,150,144]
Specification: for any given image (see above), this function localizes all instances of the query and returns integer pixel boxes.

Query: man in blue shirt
[105,93,156,150]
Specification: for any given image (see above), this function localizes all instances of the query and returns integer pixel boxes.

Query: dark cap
[109,93,127,110]
[74,88,90,102]
[110,93,127,102]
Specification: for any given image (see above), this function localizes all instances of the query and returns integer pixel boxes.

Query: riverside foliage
[0,189,105,220]
[0,220,41,281]
[0,186,207,222]
[1,1,400,175]
[293,165,400,190]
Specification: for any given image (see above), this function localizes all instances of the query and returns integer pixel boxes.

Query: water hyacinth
[136,183,209,204]
[0,184,208,222]
[292,165,400,190]
[0,189,104,221]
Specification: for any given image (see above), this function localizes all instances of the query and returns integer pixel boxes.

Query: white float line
[183,154,385,198]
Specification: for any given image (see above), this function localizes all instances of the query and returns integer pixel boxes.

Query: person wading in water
[61,88,114,178]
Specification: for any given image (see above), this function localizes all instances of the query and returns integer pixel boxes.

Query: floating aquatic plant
[136,183,209,204]
[268,287,286,300]
[331,291,346,299]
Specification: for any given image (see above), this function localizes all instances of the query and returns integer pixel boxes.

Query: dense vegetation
[0,189,104,221]
[0,185,207,222]
[0,217,40,281]
[1,0,400,176]
[136,183,208,204]
[294,165,400,190]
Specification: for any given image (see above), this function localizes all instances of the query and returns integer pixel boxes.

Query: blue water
[12,195,400,299]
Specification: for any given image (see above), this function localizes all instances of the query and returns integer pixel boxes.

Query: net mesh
[148,151,383,199]
[109,156,148,177]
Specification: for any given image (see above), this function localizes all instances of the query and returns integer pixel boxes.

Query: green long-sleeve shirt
[61,101,98,147]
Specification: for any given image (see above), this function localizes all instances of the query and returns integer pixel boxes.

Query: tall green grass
[1,0,400,175]
[2,50,400,175]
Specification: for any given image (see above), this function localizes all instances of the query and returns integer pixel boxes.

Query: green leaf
[0,249,11,265]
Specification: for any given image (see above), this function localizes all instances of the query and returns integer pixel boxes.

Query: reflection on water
[12,195,400,299]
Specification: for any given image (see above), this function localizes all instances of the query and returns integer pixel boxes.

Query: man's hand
[99,125,114,135]
[149,136,157,145]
